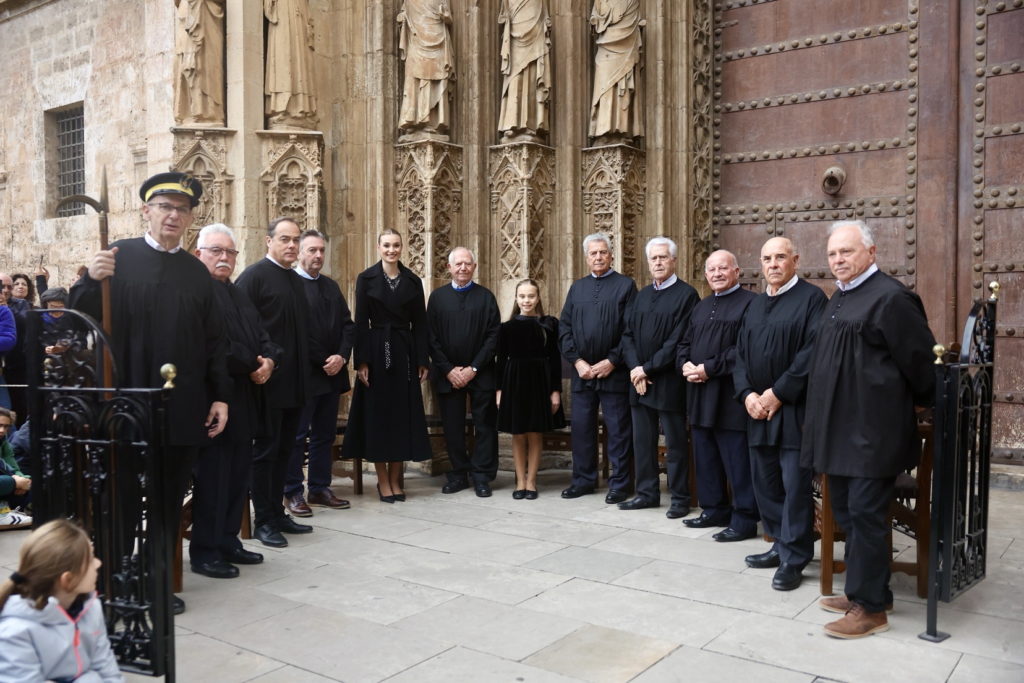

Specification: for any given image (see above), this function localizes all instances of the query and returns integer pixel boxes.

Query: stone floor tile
[592,528,766,572]
[706,612,960,683]
[174,580,307,636]
[1003,538,1024,563]
[947,653,1024,683]
[307,505,439,540]
[390,553,570,605]
[524,624,676,683]
[396,524,566,565]
[129,632,284,683]
[520,578,745,646]
[630,645,815,682]
[390,498,511,528]
[218,604,447,681]
[392,595,585,661]
[615,559,820,618]
[387,646,583,682]
[248,665,340,682]
[525,546,653,583]
[478,511,627,547]
[257,563,459,625]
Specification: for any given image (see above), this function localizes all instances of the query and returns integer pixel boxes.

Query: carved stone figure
[498,0,552,141]
[589,0,645,142]
[397,0,455,138]
[264,0,318,129]
[173,0,226,126]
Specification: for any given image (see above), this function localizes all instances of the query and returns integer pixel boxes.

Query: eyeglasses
[198,246,239,257]
[0,284,12,290]
[147,202,193,216]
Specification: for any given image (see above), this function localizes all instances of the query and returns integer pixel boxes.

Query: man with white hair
[619,237,699,516]
[803,220,935,638]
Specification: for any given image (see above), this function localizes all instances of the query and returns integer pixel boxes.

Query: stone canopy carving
[259,132,323,230]
[173,0,226,126]
[398,0,455,140]
[582,144,645,279]
[265,0,319,130]
[498,0,552,142]
[171,128,234,248]
[589,0,645,143]
[395,140,463,282]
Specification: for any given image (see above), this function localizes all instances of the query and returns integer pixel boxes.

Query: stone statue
[498,0,552,142]
[589,0,645,142]
[173,0,226,126]
[264,0,318,129]
[397,0,455,138]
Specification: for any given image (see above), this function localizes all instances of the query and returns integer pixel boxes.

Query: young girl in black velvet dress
[496,279,565,499]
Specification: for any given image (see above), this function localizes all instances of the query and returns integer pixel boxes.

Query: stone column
[257,130,324,231]
[394,139,463,290]
[171,127,235,250]
[488,141,555,317]
[581,143,646,280]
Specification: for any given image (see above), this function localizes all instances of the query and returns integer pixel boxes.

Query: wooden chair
[816,421,934,599]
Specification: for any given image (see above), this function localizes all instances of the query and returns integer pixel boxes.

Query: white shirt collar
[715,283,741,297]
[653,274,678,290]
[265,254,292,270]
[144,232,182,254]
[767,273,799,297]
[835,263,878,292]
[295,265,317,280]
[591,269,615,279]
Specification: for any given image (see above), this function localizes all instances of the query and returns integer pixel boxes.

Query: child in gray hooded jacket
[0,518,121,682]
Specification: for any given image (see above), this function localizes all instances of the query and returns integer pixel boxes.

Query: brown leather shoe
[307,489,351,509]
[823,603,890,639]
[819,595,893,614]
[285,493,313,517]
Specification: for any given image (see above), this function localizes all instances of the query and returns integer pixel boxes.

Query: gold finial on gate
[160,363,177,389]
[989,281,1000,302]
[933,344,945,365]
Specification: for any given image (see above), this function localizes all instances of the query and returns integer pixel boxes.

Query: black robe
[733,279,827,450]
[496,315,565,433]
[622,279,700,412]
[801,271,936,477]
[427,283,501,393]
[677,287,757,432]
[211,280,282,443]
[235,257,310,411]
[558,271,637,393]
[68,237,231,446]
[299,273,355,396]
[341,261,431,462]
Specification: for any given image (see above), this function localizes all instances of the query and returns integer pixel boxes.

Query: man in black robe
[558,233,637,502]
[427,247,500,497]
[189,223,281,578]
[803,220,935,638]
[678,250,759,539]
[733,236,826,591]
[284,229,355,516]
[619,237,699,516]
[236,217,312,548]
[70,172,231,614]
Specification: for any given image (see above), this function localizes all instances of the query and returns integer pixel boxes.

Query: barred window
[55,105,85,217]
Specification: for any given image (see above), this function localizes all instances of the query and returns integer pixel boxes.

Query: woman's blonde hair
[0,519,92,611]
[377,228,402,245]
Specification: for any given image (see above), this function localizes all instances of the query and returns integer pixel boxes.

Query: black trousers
[570,388,633,491]
[190,438,251,565]
[286,391,342,496]
[691,426,759,535]
[829,474,896,613]
[437,385,498,484]
[251,407,302,528]
[632,405,689,507]
[749,445,814,567]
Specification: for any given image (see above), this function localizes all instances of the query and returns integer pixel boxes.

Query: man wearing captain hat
[69,171,231,615]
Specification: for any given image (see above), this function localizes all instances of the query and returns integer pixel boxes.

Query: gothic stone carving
[498,0,552,142]
[488,142,554,282]
[581,143,646,279]
[398,0,455,140]
[171,127,234,249]
[395,140,463,283]
[259,131,323,230]
[265,0,319,130]
[589,0,645,144]
[689,0,713,279]
[173,0,226,126]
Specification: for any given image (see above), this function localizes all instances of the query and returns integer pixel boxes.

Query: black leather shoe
[745,547,780,569]
[682,512,730,529]
[191,559,240,579]
[772,563,803,591]
[524,489,538,500]
[254,523,288,548]
[512,489,526,500]
[561,485,595,499]
[713,527,757,543]
[618,496,658,511]
[665,505,691,519]
[223,547,264,565]
[605,489,629,504]
[442,479,470,494]
[474,482,492,498]
[277,515,313,534]
[172,595,186,615]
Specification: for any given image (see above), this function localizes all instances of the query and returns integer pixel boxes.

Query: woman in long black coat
[341,229,431,501]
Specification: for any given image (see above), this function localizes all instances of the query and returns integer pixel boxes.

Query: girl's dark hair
[510,278,544,319]
[0,519,92,612]
[11,273,35,305]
